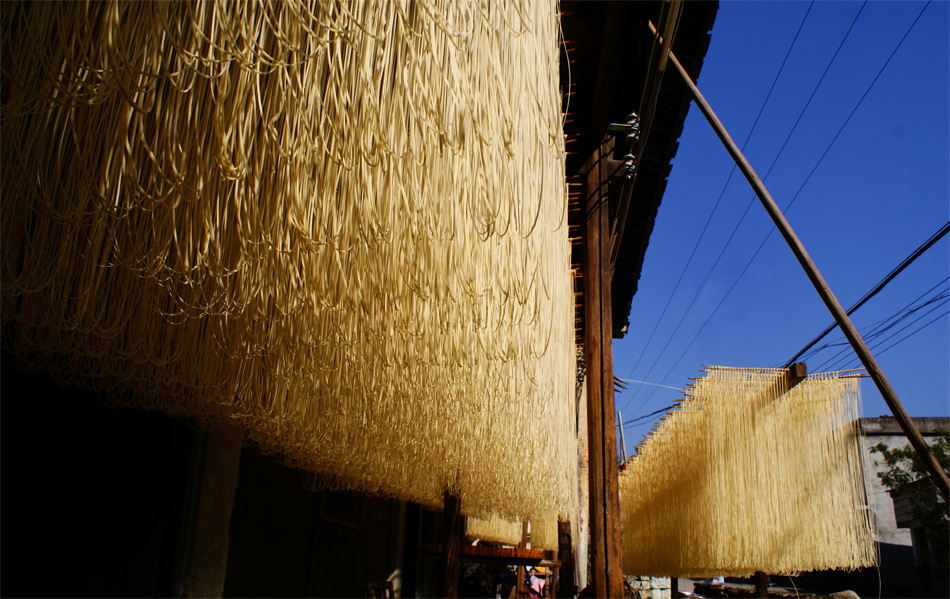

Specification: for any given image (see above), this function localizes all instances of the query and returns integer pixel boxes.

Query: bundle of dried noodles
[466,516,523,547]
[618,367,875,577]
[1,0,575,527]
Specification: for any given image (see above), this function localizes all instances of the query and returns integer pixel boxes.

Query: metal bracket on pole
[648,21,950,502]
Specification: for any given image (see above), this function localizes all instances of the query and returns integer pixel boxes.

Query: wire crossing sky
[612,1,950,455]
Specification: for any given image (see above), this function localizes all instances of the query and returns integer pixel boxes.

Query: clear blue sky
[613,0,950,456]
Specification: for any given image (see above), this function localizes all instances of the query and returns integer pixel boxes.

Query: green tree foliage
[871,428,949,566]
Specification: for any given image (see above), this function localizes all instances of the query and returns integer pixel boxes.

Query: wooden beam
[754,571,768,598]
[177,425,243,599]
[442,492,461,598]
[556,521,576,598]
[516,521,529,598]
[400,503,420,598]
[421,544,557,566]
[785,361,807,390]
[583,135,624,598]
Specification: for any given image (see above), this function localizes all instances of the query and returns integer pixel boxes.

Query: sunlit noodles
[0,0,576,526]
[619,367,876,577]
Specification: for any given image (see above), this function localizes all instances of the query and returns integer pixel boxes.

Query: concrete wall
[859,416,948,595]
[860,416,949,546]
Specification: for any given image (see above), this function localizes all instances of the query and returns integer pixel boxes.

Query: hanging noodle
[466,516,523,547]
[0,0,575,527]
[618,366,876,578]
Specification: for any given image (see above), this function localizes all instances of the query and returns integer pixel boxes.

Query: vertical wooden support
[754,571,768,598]
[442,491,461,599]
[401,502,420,599]
[671,577,679,599]
[177,424,243,598]
[556,521,576,598]
[516,521,529,597]
[583,136,624,598]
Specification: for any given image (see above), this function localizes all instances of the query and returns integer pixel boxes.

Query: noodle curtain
[618,367,876,577]
[1,0,576,526]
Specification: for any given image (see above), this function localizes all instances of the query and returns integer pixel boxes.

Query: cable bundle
[1,0,575,525]
[619,366,875,577]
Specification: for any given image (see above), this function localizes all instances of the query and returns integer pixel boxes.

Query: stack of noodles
[0,0,576,526]
[618,366,876,577]
[465,517,560,551]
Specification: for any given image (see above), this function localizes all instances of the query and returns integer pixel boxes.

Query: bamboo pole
[649,21,950,502]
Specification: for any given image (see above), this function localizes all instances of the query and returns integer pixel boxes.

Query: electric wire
[806,277,948,367]
[786,222,949,366]
[622,403,678,427]
[814,283,949,372]
[801,276,948,366]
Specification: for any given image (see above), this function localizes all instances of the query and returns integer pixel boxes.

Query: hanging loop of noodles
[618,366,876,578]
[1,0,576,528]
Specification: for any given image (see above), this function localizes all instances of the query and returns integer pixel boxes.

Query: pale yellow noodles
[618,367,876,577]
[465,516,564,551]
[466,516,523,547]
[528,518,559,551]
[1,0,576,526]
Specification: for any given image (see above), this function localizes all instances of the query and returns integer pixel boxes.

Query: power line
[865,309,949,361]
[786,222,949,365]
[818,288,949,372]
[621,403,678,427]
[803,276,948,367]
[812,283,948,371]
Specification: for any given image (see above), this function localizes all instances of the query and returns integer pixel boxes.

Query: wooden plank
[180,425,243,599]
[785,361,807,389]
[442,492,461,598]
[420,544,557,566]
[598,136,624,599]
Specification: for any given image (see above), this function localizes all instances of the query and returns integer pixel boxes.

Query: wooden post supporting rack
[556,521,576,598]
[442,491,461,598]
[582,136,625,598]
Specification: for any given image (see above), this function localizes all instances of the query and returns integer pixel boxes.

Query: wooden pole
[583,136,625,598]
[754,571,768,598]
[653,22,950,503]
[516,521,529,598]
[401,502,420,599]
[442,491,461,598]
[556,521,576,598]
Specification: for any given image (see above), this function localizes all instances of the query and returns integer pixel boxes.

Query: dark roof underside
[562,1,717,340]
